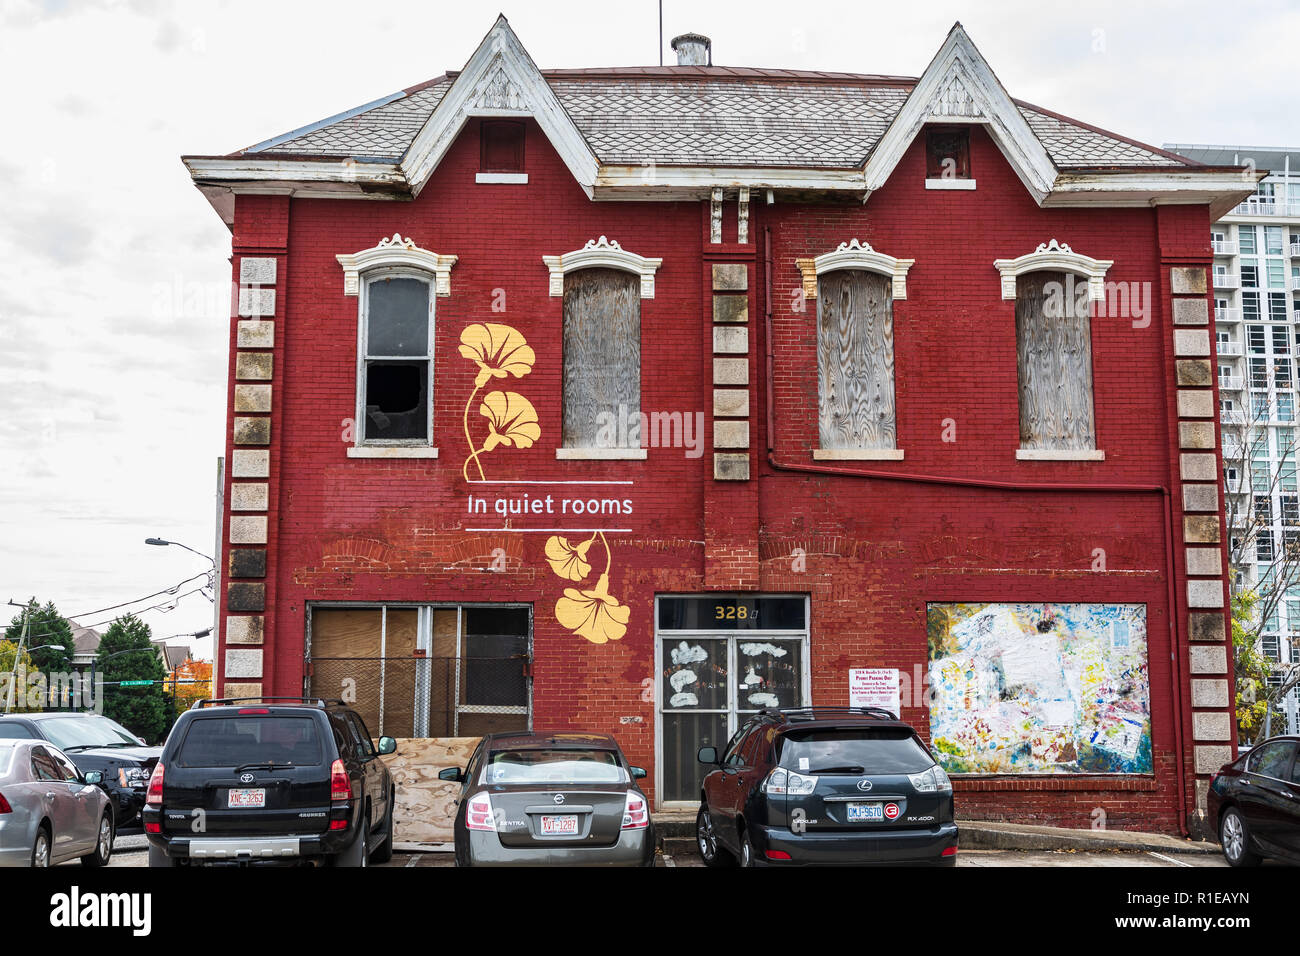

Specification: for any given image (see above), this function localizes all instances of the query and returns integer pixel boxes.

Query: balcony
[1225,476,1248,495]
[1291,243,1300,257]
[1232,201,1300,216]
[1217,341,1243,356]
[1214,272,1241,289]
[1219,375,1245,390]
[1292,276,1300,292]
[1215,307,1242,323]
[1212,239,1239,255]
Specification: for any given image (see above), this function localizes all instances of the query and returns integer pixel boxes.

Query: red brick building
[185,18,1253,835]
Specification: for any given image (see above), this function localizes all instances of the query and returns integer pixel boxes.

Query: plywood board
[381,736,481,845]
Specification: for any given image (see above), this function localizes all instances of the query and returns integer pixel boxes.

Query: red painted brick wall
[215,120,1216,833]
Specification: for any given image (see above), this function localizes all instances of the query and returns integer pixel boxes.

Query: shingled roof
[246,69,1188,171]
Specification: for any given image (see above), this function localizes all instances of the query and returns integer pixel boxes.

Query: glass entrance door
[658,634,806,804]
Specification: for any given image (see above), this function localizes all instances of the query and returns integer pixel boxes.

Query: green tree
[0,640,38,712]
[97,614,169,743]
[1232,590,1270,742]
[5,599,75,674]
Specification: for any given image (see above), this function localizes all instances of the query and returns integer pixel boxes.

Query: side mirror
[629,766,647,779]
[697,746,718,766]
[83,771,103,786]
[438,767,464,782]
[377,736,397,756]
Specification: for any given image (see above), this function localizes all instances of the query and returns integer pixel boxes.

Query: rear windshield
[777,728,935,775]
[485,748,626,785]
[175,716,323,768]
[0,723,36,740]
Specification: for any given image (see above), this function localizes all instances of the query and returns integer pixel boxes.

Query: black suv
[696,707,959,866]
[143,698,398,867]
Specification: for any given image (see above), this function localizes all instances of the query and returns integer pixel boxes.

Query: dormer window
[925,126,974,190]
[477,120,527,184]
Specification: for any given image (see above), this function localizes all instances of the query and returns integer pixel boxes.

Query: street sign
[118,680,154,687]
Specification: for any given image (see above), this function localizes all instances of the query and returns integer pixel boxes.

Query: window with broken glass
[358,273,434,444]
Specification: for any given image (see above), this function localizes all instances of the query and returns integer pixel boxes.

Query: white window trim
[993,239,1113,303]
[555,448,648,460]
[476,172,528,184]
[337,233,458,297]
[352,268,437,451]
[925,178,977,190]
[795,239,915,301]
[542,236,663,299]
[1015,449,1106,461]
[813,449,905,461]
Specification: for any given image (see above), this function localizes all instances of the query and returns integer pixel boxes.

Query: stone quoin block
[1183,515,1220,543]
[233,417,271,446]
[235,352,273,380]
[712,294,748,323]
[1188,612,1226,642]
[1175,360,1213,386]
[1193,712,1232,741]
[230,449,269,478]
[230,482,269,511]
[229,515,268,544]
[226,581,266,611]
[1195,780,1210,813]
[1187,579,1224,608]
[713,358,749,386]
[713,452,749,481]
[236,320,275,349]
[228,548,268,579]
[1173,329,1211,357]
[1178,421,1216,449]
[239,257,277,285]
[713,420,750,449]
[1181,483,1218,512]
[1190,679,1229,709]
[225,615,265,645]
[1176,389,1214,418]
[1184,547,1222,576]
[222,682,262,699]
[224,649,263,680]
[1172,298,1209,326]
[713,326,749,354]
[233,384,272,413]
[1188,644,1227,674]
[711,263,747,291]
[713,389,749,417]
[1179,453,1217,481]
[238,287,276,318]
[1170,267,1208,295]
[1194,745,1232,775]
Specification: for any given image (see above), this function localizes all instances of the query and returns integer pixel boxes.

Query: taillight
[621,791,648,830]
[238,708,269,715]
[765,849,792,860]
[942,845,958,857]
[330,760,350,803]
[0,791,11,814]
[146,763,165,806]
[465,793,496,831]
[144,822,161,834]
[761,767,818,796]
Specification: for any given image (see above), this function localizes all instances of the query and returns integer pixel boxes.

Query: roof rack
[189,696,345,710]
[757,706,898,721]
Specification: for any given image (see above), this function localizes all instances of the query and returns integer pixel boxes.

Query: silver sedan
[0,739,115,867]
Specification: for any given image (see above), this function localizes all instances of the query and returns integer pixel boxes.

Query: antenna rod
[658,1,663,66]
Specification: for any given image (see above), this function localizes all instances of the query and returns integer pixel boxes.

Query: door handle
[45,792,56,799]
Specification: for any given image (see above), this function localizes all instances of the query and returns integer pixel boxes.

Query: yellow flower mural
[545,531,630,645]
[544,535,595,582]
[459,324,537,481]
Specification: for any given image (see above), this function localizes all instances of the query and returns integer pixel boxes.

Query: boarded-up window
[817,269,896,450]
[1016,270,1097,450]
[562,267,640,449]
[361,275,432,443]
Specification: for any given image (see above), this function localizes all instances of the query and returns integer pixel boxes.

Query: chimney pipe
[671,33,712,66]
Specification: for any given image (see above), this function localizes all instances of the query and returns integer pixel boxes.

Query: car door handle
[45,792,56,799]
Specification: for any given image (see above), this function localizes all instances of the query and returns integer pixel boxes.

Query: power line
[5,584,214,643]
[65,572,212,620]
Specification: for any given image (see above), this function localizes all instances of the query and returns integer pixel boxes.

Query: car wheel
[31,826,51,868]
[332,813,369,867]
[148,845,181,868]
[738,827,755,867]
[696,804,734,867]
[81,811,114,867]
[369,792,395,865]
[1220,808,1261,867]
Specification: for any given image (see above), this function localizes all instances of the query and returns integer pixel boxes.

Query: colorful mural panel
[926,602,1151,775]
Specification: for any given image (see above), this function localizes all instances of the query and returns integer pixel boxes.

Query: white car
[0,739,115,867]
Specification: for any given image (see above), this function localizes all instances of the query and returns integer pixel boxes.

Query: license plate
[539,814,579,836]
[846,802,883,822]
[228,788,265,809]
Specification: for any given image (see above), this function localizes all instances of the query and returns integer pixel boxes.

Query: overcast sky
[1,0,1296,658]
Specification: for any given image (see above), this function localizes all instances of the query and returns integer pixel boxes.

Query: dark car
[695,707,959,866]
[142,697,397,867]
[1207,735,1300,866]
[0,713,160,829]
[440,732,655,867]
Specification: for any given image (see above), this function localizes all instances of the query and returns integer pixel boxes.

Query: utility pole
[4,601,30,715]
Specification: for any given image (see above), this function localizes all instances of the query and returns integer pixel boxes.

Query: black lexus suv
[143,697,398,867]
[696,707,959,866]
